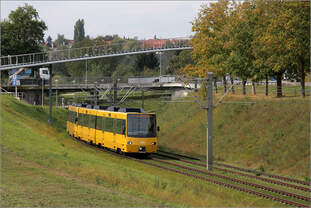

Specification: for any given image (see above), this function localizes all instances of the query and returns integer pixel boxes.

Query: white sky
[1,1,209,41]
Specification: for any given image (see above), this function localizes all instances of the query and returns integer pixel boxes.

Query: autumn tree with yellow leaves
[187,0,310,97]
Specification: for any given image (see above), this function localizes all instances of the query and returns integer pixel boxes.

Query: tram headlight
[152,142,157,145]
[127,141,132,145]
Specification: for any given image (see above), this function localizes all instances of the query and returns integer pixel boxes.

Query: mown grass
[1,95,280,207]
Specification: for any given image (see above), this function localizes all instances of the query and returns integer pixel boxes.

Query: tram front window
[127,114,156,137]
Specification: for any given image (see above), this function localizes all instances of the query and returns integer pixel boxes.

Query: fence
[213,82,310,97]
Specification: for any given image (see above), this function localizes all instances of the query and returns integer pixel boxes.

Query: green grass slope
[141,96,309,180]
[1,95,280,207]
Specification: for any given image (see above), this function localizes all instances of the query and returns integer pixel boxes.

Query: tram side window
[78,113,83,125]
[104,117,114,133]
[73,112,77,123]
[74,112,78,123]
[71,111,74,123]
[89,115,96,129]
[70,111,74,123]
[85,114,90,127]
[80,113,87,127]
[67,110,70,122]
[115,119,125,135]
[96,116,103,130]
[78,113,84,126]
[83,114,88,127]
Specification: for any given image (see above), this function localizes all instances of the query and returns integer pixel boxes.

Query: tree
[252,0,309,97]
[73,19,85,42]
[189,0,233,93]
[103,35,113,41]
[0,4,47,55]
[123,39,140,51]
[54,34,69,48]
[226,1,257,95]
[252,0,274,96]
[166,50,194,74]
[46,35,52,47]
[134,53,159,74]
[281,1,310,97]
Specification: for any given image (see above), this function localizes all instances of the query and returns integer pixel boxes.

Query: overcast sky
[1,1,209,41]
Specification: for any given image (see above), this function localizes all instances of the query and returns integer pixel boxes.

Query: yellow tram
[67,104,158,154]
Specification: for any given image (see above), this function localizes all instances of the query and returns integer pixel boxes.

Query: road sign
[12,74,20,86]
[12,77,17,86]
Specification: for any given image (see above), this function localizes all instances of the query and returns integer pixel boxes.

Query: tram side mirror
[157,126,160,132]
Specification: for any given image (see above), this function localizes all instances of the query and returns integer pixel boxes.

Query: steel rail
[157,150,310,186]
[214,162,310,186]
[155,153,311,192]
[68,136,308,207]
[152,158,311,202]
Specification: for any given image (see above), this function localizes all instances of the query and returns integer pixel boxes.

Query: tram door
[113,119,117,145]
[73,111,79,137]
[88,115,96,144]
[104,117,114,149]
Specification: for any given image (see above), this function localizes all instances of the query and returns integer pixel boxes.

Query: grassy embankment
[112,84,310,180]
[1,95,280,207]
[140,93,309,180]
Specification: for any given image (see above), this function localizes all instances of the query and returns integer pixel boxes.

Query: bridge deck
[0,42,192,70]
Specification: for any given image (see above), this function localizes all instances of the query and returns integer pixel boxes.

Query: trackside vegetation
[118,93,309,180]
[153,96,309,179]
[1,95,282,207]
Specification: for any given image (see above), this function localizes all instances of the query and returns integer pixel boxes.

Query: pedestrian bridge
[2,76,200,92]
[0,40,193,71]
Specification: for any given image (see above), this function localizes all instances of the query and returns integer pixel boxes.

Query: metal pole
[42,78,44,106]
[55,80,58,107]
[113,79,117,106]
[49,65,53,124]
[207,72,213,171]
[15,85,17,98]
[160,52,162,77]
[85,59,88,88]
[93,88,97,105]
[142,88,144,109]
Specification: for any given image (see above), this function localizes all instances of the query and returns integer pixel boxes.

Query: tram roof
[71,103,145,113]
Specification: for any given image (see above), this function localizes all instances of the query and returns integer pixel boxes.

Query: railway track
[158,150,310,186]
[155,152,311,193]
[69,137,309,207]
[151,157,310,202]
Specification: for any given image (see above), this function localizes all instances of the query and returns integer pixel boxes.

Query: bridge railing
[0,39,191,69]
[51,75,198,89]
